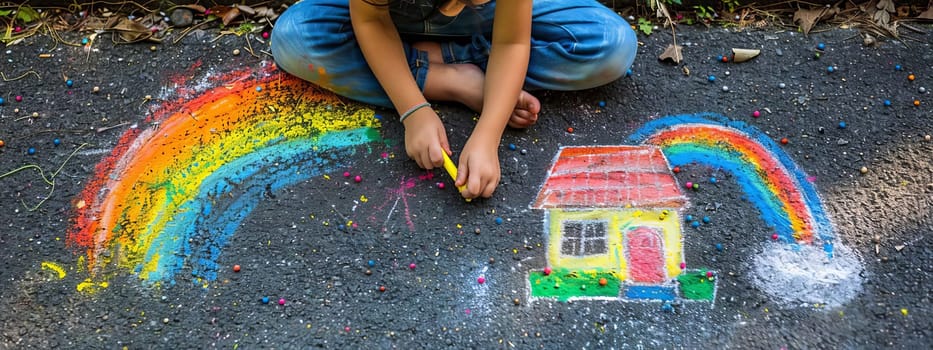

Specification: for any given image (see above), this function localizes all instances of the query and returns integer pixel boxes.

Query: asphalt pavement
[0,21,931,349]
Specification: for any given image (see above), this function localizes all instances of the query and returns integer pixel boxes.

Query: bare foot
[418,57,541,128]
[508,90,541,129]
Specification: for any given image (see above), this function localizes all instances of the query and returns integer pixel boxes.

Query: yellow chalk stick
[441,151,470,201]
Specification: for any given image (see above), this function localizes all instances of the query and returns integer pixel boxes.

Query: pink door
[626,227,666,283]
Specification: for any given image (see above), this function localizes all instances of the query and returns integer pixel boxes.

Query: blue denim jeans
[271,0,637,108]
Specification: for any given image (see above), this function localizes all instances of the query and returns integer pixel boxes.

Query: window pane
[583,238,607,255]
[584,222,607,238]
[564,222,583,238]
[561,238,578,255]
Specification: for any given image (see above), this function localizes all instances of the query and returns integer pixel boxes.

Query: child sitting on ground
[271,0,636,199]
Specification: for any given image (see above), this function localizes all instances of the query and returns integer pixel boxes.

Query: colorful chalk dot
[0,140,4,147]
[508,143,516,150]
[826,66,835,73]
[709,177,717,184]
[895,64,902,71]
[81,38,89,45]
[15,95,23,102]
[354,175,362,183]
[817,42,825,50]
[691,221,700,228]
[262,32,270,39]
[278,298,285,305]
[598,278,607,286]
[707,75,716,82]
[625,68,633,77]
[716,55,723,62]
[706,271,714,278]
[379,285,386,292]
[771,233,779,240]
[233,264,241,272]
[907,74,915,81]
[566,127,574,133]
[914,100,921,107]
[494,217,503,225]
[715,243,723,251]
[53,138,61,146]
[780,137,789,144]
[543,267,552,276]
[672,166,681,173]
[66,80,74,87]
[255,86,262,92]
[752,110,760,118]
[477,276,486,284]
[437,182,445,189]
[685,181,693,189]
[884,99,892,106]
[685,215,694,222]
[680,262,686,269]
[838,121,847,129]
[367,260,376,267]
[702,216,711,223]
[692,183,699,190]
[721,55,729,63]
[0,97,4,105]
[343,171,351,177]
[662,302,674,312]
[409,263,416,270]
[27,148,36,155]
[261,296,269,304]
[598,100,606,107]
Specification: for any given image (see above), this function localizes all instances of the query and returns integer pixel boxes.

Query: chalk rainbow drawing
[627,113,863,306]
[67,65,381,290]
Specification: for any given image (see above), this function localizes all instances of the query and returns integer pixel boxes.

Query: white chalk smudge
[751,242,864,307]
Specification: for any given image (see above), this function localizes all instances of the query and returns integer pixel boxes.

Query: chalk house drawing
[528,145,716,303]
[529,113,864,308]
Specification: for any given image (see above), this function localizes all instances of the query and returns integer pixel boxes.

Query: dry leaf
[918,8,933,20]
[793,7,839,35]
[210,6,242,26]
[658,44,683,64]
[235,4,256,16]
[794,8,825,35]
[112,17,151,42]
[876,0,895,13]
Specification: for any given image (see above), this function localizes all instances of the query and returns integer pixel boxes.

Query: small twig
[0,143,88,211]
[244,35,260,58]
[1,70,40,82]
[173,18,215,45]
[95,121,131,133]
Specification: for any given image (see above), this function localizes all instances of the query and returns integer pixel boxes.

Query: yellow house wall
[546,208,684,281]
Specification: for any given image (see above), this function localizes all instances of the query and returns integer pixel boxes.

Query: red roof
[531,145,686,209]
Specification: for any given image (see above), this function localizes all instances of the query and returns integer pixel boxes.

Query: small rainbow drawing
[68,66,382,289]
[628,113,834,253]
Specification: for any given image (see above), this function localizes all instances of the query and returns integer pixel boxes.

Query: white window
[561,220,608,256]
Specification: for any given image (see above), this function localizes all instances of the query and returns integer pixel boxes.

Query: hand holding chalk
[441,150,471,202]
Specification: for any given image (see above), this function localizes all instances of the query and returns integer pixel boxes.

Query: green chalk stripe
[529,269,621,301]
[677,269,716,300]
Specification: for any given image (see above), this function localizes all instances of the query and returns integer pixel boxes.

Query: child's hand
[403,108,450,170]
[456,135,501,199]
